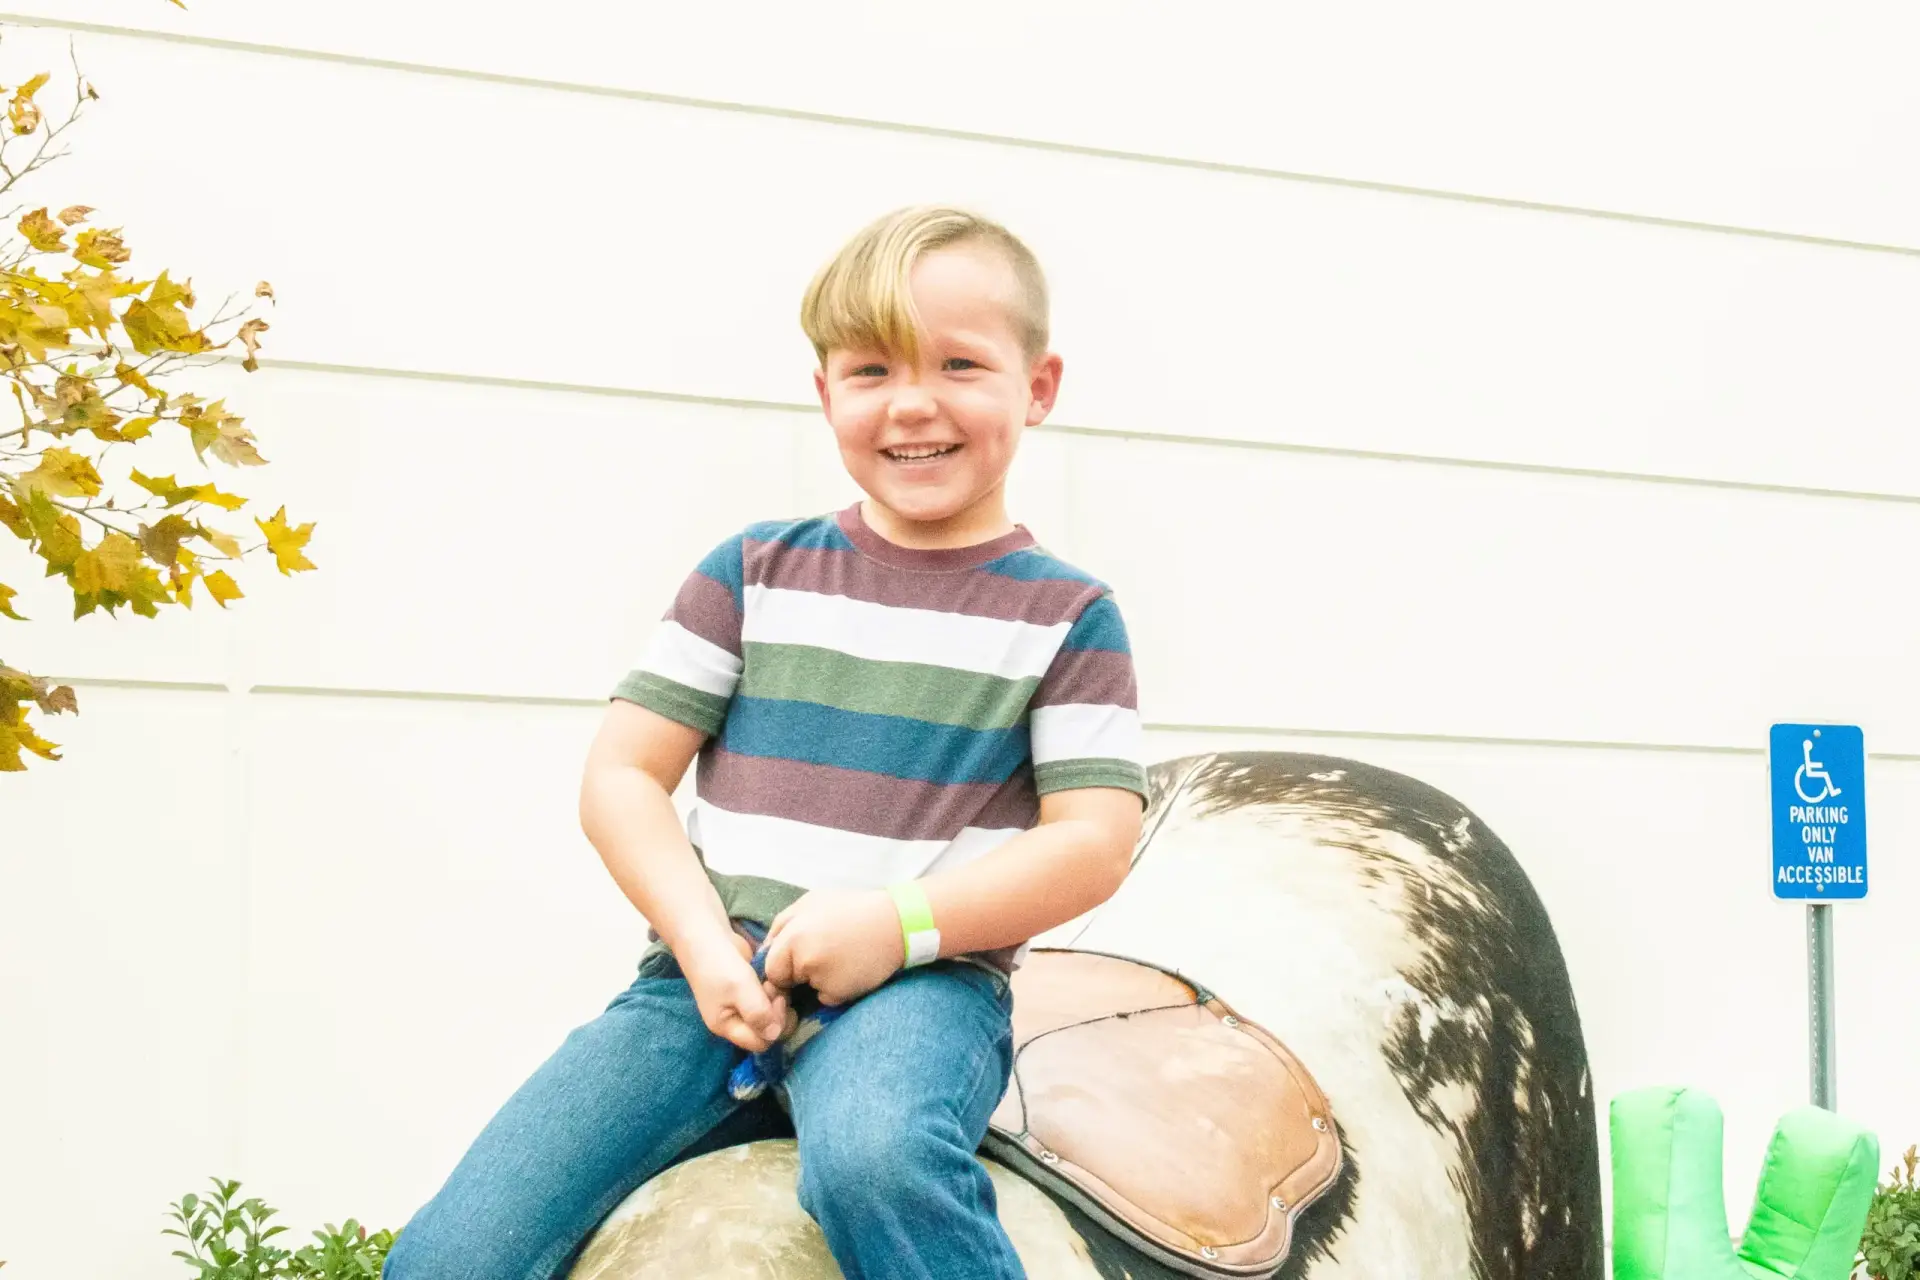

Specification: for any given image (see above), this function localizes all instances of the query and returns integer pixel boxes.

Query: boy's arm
[918,785,1141,952]
[760,787,1141,1004]
[580,700,785,1049]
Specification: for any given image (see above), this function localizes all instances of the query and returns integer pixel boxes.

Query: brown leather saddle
[984,949,1343,1279]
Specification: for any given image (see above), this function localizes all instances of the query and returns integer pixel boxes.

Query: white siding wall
[4,5,1916,1275]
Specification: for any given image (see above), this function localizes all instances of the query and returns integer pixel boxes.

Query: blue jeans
[383,951,1024,1280]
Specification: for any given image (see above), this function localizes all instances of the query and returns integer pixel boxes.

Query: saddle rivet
[1222,1015,1241,1028]
[1039,1149,1060,1165]
[1271,1195,1287,1210]
[1201,1247,1220,1260]
[1311,1115,1329,1132]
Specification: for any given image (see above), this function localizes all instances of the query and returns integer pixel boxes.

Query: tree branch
[51,496,137,538]
[0,40,92,198]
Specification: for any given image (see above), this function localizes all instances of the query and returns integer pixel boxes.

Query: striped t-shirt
[613,502,1148,969]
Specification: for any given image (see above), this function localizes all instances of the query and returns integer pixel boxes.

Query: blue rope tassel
[726,923,848,1101]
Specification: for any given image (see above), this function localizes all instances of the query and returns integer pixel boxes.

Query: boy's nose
[887,384,937,422]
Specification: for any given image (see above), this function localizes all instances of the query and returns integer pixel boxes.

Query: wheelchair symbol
[1795,732,1843,804]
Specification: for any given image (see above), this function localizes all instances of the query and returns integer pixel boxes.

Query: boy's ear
[813,365,831,415]
[1025,352,1064,426]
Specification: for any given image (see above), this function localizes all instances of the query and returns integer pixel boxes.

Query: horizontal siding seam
[8,13,1920,259]
[39,676,1920,761]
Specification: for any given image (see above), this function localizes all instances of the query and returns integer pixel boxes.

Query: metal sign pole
[1808,902,1836,1110]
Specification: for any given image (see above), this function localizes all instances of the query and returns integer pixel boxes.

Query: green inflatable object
[1611,1086,1879,1280]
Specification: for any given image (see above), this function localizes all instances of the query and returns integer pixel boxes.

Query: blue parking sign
[1770,724,1868,900]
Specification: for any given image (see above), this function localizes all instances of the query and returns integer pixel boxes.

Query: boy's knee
[800,1113,973,1212]
[378,1205,548,1280]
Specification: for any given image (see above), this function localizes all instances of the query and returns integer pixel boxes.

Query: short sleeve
[1028,591,1148,802]
[611,533,746,737]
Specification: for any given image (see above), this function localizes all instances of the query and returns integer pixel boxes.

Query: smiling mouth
[882,444,961,462]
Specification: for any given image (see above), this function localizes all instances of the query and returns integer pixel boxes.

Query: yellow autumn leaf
[147,270,195,310]
[256,506,318,574]
[73,228,130,269]
[0,581,23,620]
[129,467,178,499]
[16,208,64,252]
[190,483,248,512]
[121,298,210,356]
[1,705,63,769]
[255,280,275,302]
[22,490,82,572]
[57,205,94,227]
[237,318,269,372]
[114,362,160,399]
[202,569,243,606]
[124,562,174,617]
[182,401,263,465]
[0,491,28,538]
[119,416,158,441]
[127,468,245,511]
[167,545,200,607]
[139,514,195,566]
[51,377,121,439]
[195,524,244,558]
[72,531,142,596]
[58,268,122,334]
[19,447,103,499]
[8,73,48,136]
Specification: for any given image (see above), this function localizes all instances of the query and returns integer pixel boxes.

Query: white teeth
[885,444,958,461]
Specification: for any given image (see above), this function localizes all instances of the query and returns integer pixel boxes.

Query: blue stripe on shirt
[718,696,1030,785]
[980,547,1102,585]
[1061,593,1130,653]
[692,535,747,610]
[745,516,857,555]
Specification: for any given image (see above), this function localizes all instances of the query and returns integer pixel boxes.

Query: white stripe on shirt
[639,621,743,698]
[1030,702,1144,767]
[692,800,1023,889]
[742,585,1067,681]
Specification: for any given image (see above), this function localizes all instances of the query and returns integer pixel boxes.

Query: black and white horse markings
[1037,751,1604,1279]
[573,750,1605,1279]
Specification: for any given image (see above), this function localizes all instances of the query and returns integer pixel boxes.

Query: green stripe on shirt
[1034,757,1149,797]
[739,641,1038,731]
[614,671,730,737]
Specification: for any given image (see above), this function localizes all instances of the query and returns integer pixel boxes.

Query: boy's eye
[849,364,887,378]
[943,357,979,371]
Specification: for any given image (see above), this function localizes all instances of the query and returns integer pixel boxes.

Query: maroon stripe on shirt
[741,541,1099,628]
[665,571,742,654]
[1031,648,1139,710]
[696,747,1039,842]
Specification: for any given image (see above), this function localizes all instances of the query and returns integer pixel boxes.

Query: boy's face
[814,245,1062,542]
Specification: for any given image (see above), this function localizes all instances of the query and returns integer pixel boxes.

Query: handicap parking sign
[1770,724,1868,900]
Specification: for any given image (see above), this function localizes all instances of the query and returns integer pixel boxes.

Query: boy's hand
[761,889,904,1006]
[677,928,788,1053]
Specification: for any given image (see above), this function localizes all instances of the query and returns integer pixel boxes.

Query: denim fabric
[383,953,1023,1280]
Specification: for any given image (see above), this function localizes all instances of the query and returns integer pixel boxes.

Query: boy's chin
[870,489,983,527]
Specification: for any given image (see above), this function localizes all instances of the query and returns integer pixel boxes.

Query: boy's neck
[860,494,1017,551]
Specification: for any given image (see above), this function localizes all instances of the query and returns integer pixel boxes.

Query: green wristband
[887,882,941,968]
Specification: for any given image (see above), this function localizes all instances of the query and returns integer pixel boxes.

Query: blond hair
[799,205,1049,367]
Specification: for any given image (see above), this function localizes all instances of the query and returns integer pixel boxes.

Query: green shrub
[165,1177,396,1279]
[1859,1145,1920,1280]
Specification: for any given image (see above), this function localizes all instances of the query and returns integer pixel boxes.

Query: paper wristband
[887,882,941,968]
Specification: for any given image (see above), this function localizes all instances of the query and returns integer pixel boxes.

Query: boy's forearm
[579,763,733,957]
[917,818,1133,957]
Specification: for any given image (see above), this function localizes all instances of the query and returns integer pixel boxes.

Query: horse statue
[567,751,1607,1279]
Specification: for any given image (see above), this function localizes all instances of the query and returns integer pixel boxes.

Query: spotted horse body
[569,751,1606,1280]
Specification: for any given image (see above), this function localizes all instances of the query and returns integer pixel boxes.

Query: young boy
[384,206,1148,1280]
